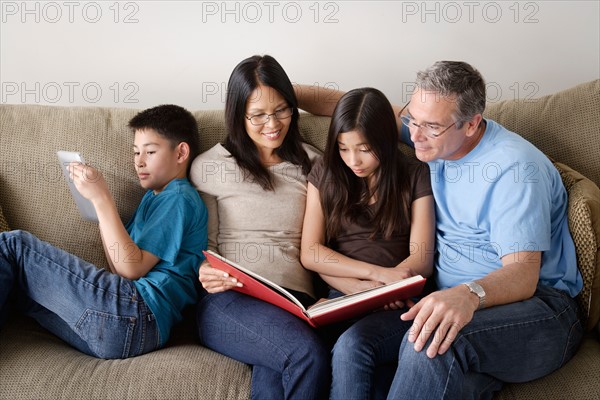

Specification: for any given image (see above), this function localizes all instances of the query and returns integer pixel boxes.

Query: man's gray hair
[415,61,486,127]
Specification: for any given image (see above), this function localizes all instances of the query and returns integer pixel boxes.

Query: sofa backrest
[0,80,598,329]
[0,106,330,272]
[483,79,600,189]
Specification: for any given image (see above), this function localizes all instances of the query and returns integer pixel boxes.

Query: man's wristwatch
[462,282,486,310]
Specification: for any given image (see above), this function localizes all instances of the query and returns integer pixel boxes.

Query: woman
[300,87,436,399]
[190,55,328,400]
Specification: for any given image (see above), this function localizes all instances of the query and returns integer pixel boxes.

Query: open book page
[306,275,425,317]
[305,275,426,326]
[203,250,426,327]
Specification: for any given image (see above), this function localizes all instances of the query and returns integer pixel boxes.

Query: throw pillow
[553,160,600,332]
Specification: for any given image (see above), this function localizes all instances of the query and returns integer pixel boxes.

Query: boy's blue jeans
[196,289,330,400]
[0,230,160,359]
[331,284,583,400]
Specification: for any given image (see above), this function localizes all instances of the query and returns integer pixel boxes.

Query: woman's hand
[198,259,243,293]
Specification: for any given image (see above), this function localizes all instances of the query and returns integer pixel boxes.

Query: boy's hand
[199,259,243,293]
[69,162,110,203]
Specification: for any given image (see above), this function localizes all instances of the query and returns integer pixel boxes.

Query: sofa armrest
[553,161,600,331]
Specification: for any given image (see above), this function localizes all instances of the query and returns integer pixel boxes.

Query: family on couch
[0,55,583,400]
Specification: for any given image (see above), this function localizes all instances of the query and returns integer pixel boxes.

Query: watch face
[468,282,484,296]
[465,282,485,309]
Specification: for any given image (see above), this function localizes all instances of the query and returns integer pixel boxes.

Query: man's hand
[199,259,243,293]
[400,285,478,358]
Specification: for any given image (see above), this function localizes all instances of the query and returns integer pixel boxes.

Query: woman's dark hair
[321,87,411,240]
[224,55,311,190]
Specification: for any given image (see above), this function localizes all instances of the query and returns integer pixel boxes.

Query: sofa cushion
[495,335,600,400]
[0,315,252,400]
[0,204,9,232]
[553,161,600,331]
[0,105,145,270]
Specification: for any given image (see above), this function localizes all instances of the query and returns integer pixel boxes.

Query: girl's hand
[384,297,417,311]
[374,266,414,285]
[353,279,384,293]
[384,300,406,311]
[198,259,243,293]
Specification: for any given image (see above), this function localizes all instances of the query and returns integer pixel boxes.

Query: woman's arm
[199,192,219,253]
[194,192,243,293]
[294,84,345,116]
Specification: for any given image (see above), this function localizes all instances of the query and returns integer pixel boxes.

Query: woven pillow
[553,161,600,332]
[0,203,10,232]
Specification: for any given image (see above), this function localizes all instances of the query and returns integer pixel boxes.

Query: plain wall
[1,0,599,109]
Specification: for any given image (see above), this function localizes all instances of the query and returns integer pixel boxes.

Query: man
[296,61,583,399]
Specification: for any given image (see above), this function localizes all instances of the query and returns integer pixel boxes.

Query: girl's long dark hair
[321,87,411,240]
[224,55,311,190]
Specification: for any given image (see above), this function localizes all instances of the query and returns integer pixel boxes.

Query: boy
[0,104,208,359]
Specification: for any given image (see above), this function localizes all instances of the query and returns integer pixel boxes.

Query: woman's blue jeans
[0,230,160,359]
[196,289,330,399]
[331,284,583,400]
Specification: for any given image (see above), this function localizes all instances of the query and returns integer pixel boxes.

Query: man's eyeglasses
[245,107,294,126]
[398,102,457,139]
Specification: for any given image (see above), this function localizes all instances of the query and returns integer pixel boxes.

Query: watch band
[463,282,486,310]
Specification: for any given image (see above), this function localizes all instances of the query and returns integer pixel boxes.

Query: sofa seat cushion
[0,315,252,400]
[494,334,600,400]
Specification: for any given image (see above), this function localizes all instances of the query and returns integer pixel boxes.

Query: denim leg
[196,290,330,400]
[330,309,413,400]
[387,284,583,400]
[462,372,503,400]
[251,366,285,400]
[0,230,160,358]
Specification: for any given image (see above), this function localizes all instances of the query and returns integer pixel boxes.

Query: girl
[300,87,435,399]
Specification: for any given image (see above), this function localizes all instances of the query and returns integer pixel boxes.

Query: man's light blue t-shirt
[127,178,208,346]
[402,120,582,297]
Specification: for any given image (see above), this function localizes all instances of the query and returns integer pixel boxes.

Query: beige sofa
[1,80,599,399]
